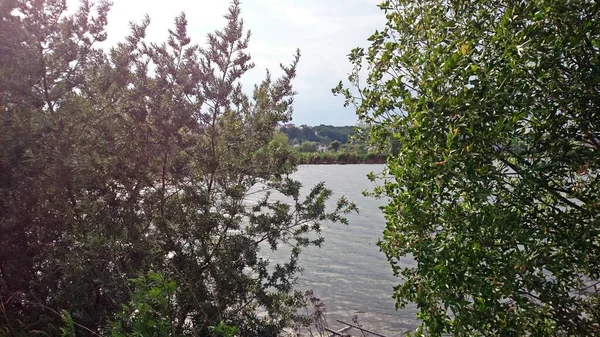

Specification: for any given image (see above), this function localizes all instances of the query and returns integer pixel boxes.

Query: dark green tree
[299,125,319,143]
[313,125,354,144]
[300,141,319,153]
[336,0,600,336]
[328,140,341,152]
[0,1,356,336]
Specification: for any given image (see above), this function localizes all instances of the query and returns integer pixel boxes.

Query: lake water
[248,164,419,335]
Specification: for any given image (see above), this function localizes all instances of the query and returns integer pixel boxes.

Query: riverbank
[296,152,386,165]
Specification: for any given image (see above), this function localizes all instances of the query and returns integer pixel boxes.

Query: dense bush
[337,0,600,335]
[0,1,355,336]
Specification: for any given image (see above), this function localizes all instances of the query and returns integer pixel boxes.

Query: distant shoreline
[297,156,386,165]
[300,162,384,165]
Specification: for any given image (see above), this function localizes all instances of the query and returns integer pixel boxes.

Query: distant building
[317,144,328,152]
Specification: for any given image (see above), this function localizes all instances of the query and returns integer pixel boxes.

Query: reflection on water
[246,164,419,335]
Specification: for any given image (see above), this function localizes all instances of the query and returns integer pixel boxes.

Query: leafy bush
[337,0,600,335]
[0,1,356,336]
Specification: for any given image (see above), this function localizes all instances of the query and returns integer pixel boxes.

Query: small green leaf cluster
[209,321,238,337]
[109,272,178,337]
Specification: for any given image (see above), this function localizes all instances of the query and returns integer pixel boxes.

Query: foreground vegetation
[0,1,356,336]
[336,0,600,335]
[3,0,599,336]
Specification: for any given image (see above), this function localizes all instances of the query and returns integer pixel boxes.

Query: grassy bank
[296,151,386,164]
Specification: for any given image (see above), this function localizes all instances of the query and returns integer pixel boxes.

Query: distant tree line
[279,124,355,145]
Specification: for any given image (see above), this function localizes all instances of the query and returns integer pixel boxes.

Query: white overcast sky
[67,0,384,126]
